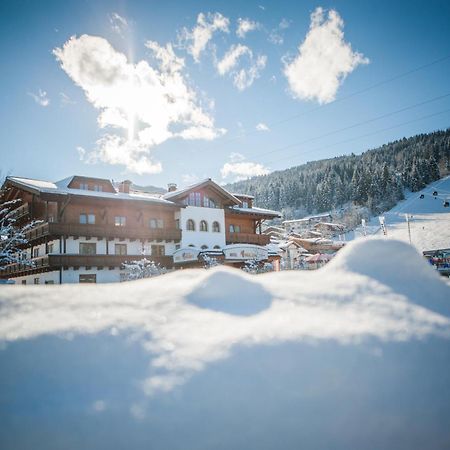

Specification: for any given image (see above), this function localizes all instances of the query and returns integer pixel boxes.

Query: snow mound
[186,267,272,316]
[326,237,450,314]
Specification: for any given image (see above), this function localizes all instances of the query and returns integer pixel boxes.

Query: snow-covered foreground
[349,175,450,252]
[0,238,449,449]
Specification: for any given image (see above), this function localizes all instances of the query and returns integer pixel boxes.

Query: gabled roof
[163,178,241,206]
[4,176,177,206]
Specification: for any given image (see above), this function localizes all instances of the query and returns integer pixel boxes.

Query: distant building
[283,213,332,234]
[0,176,280,283]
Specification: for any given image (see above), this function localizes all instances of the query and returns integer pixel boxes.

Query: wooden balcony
[8,202,30,222]
[24,222,182,244]
[0,254,174,278]
[226,232,270,246]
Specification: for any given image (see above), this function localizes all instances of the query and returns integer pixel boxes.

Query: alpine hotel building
[0,176,280,284]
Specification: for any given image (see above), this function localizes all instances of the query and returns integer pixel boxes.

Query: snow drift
[0,238,449,450]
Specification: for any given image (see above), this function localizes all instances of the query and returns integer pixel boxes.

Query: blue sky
[1,0,449,188]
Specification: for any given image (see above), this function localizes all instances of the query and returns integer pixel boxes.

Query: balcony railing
[0,254,174,278]
[226,232,270,246]
[24,222,181,243]
[8,203,30,222]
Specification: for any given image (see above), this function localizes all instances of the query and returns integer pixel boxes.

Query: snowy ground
[347,175,450,252]
[0,238,449,449]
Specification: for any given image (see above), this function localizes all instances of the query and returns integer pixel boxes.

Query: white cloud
[109,12,128,37]
[216,45,267,91]
[53,35,224,174]
[28,89,50,107]
[236,18,260,38]
[256,122,269,131]
[233,54,267,91]
[221,152,270,182]
[283,7,369,104]
[268,18,290,45]
[216,44,251,75]
[279,18,290,30]
[92,400,106,412]
[179,12,230,62]
[60,92,75,106]
[130,403,146,420]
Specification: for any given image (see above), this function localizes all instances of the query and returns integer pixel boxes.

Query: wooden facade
[1,176,280,282]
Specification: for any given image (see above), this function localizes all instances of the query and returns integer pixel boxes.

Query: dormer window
[242,201,248,209]
[80,183,88,190]
[93,185,103,192]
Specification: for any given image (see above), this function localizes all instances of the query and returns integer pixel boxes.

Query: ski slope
[353,176,450,252]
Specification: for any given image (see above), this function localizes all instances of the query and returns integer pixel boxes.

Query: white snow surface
[348,176,450,251]
[1,238,448,395]
[1,237,450,449]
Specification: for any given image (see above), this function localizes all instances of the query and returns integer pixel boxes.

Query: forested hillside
[225,129,450,220]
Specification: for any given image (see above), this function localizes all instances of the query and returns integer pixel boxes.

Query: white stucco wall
[63,237,175,256]
[14,270,61,285]
[61,267,123,284]
[180,206,226,249]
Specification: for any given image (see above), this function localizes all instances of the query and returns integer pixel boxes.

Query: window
[79,274,96,283]
[44,280,55,285]
[188,192,202,206]
[201,245,208,250]
[175,244,180,250]
[188,244,195,247]
[229,224,240,233]
[93,185,103,192]
[79,183,88,190]
[33,278,40,285]
[212,221,220,232]
[151,245,165,256]
[48,243,54,253]
[115,243,127,255]
[33,248,39,258]
[209,198,216,208]
[203,196,209,207]
[242,201,248,209]
[149,218,164,229]
[79,213,95,225]
[21,280,26,285]
[115,216,126,227]
[175,219,180,229]
[79,243,97,255]
[213,245,221,249]
[186,219,195,231]
[200,220,208,232]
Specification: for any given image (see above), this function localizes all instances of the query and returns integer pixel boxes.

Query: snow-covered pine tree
[121,258,167,281]
[0,199,41,269]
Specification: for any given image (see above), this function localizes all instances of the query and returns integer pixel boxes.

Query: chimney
[168,183,177,193]
[118,180,132,194]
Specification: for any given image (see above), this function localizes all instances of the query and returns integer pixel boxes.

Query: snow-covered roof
[283,213,332,224]
[230,206,281,217]
[163,178,241,205]
[6,176,176,206]
[231,192,255,199]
